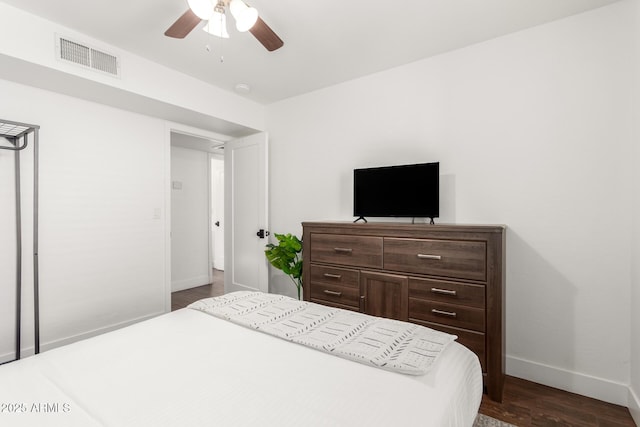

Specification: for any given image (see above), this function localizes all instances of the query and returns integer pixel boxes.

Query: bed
[0,291,483,426]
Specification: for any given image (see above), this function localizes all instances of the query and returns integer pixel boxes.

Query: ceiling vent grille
[56,35,120,77]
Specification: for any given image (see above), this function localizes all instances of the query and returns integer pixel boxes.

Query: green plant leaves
[264,233,303,299]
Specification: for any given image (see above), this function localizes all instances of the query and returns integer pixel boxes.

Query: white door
[224,132,269,294]
[210,155,225,270]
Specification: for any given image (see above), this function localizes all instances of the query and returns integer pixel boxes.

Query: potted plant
[264,233,303,300]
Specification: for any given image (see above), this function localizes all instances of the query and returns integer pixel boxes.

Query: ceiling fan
[165,0,284,52]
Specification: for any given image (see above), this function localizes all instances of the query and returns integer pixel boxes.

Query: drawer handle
[432,308,457,318]
[430,287,457,296]
[323,273,342,279]
[417,254,442,260]
[333,247,353,253]
[324,290,343,297]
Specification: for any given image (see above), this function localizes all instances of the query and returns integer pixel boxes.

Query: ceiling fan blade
[249,17,284,51]
[165,9,202,39]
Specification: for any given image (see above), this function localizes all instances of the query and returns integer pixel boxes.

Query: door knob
[256,229,270,239]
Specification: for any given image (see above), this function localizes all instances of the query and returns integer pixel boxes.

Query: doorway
[164,126,269,312]
[170,132,225,308]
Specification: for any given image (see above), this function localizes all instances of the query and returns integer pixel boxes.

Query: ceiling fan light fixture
[187,0,215,20]
[203,11,229,38]
[229,0,259,32]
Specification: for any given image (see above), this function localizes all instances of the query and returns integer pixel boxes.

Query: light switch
[172,181,182,190]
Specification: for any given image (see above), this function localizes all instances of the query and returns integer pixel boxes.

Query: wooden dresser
[302,221,505,402]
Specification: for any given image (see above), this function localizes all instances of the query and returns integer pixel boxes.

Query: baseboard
[171,275,210,292]
[0,311,164,364]
[507,355,629,406]
[0,353,18,365]
[629,386,640,426]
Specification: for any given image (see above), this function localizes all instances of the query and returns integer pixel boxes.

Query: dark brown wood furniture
[302,221,506,402]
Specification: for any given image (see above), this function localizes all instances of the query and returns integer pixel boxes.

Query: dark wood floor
[171,269,224,311]
[480,376,635,426]
[172,280,636,427]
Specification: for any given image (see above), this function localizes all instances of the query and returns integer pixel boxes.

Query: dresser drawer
[384,238,486,281]
[310,283,361,309]
[409,278,485,309]
[409,298,485,332]
[309,265,359,288]
[310,233,383,268]
[411,319,486,371]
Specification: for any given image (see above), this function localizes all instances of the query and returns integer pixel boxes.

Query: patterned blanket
[188,291,456,376]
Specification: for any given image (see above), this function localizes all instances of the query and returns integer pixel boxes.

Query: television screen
[353,162,439,220]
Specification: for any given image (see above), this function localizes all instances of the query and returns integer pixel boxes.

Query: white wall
[0,0,266,362]
[170,146,210,291]
[0,78,166,360]
[0,2,265,134]
[266,2,635,406]
[630,0,640,423]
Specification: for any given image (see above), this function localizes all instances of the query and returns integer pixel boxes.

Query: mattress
[0,301,482,427]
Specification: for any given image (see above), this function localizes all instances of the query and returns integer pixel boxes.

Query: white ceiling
[1,0,621,105]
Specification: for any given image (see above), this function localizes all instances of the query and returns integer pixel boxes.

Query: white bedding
[189,291,457,376]
[0,302,482,427]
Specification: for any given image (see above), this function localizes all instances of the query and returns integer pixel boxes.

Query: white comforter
[189,291,457,376]
[0,306,482,426]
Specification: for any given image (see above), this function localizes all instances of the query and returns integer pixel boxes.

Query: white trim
[163,124,172,313]
[629,386,640,426]
[506,355,629,406]
[0,312,163,364]
[165,121,232,144]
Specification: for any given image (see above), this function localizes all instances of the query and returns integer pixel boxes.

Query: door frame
[163,122,231,313]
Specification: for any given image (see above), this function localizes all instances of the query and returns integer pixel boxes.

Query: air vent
[56,35,120,77]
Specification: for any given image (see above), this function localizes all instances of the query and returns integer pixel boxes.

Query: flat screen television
[353,162,439,223]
